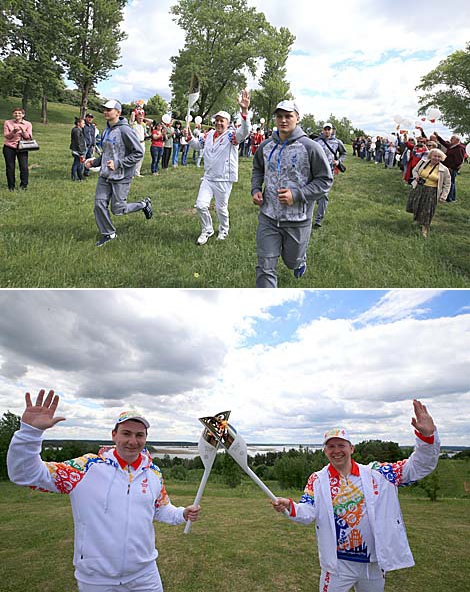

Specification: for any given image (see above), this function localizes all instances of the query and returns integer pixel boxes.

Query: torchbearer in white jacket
[7,389,201,592]
[186,89,251,245]
[272,399,440,592]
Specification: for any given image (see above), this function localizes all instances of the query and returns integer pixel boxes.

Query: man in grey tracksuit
[251,100,333,288]
[85,100,152,247]
[313,123,347,227]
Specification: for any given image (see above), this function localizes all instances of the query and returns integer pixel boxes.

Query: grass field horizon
[1,465,469,592]
[1,97,469,288]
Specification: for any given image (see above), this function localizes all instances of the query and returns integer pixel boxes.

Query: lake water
[151,443,323,460]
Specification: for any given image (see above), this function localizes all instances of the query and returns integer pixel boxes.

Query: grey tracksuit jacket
[91,117,143,182]
[251,126,333,225]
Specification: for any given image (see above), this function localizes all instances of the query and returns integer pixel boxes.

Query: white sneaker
[217,230,228,241]
[196,230,214,245]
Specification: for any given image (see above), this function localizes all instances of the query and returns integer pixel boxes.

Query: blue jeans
[181,144,190,165]
[150,146,163,173]
[83,145,94,176]
[172,143,180,166]
[447,169,458,201]
[71,154,84,180]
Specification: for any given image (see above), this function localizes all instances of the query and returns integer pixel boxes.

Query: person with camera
[406,148,451,238]
[313,123,346,228]
[3,106,33,191]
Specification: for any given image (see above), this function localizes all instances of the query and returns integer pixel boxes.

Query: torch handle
[184,465,212,535]
[244,466,290,517]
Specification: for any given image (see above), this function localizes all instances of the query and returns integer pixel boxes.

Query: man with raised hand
[186,89,251,245]
[272,399,440,592]
[251,100,333,288]
[85,100,153,247]
[7,389,200,592]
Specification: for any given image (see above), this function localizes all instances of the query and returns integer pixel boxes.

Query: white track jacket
[188,114,250,182]
[289,431,440,574]
[7,422,186,586]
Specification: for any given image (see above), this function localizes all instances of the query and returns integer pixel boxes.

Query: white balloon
[466,143,470,157]
[185,114,193,122]
[415,120,423,128]
[393,115,403,124]
[260,117,265,124]
[350,130,355,135]
[162,114,171,124]
[194,116,202,124]
[426,107,441,119]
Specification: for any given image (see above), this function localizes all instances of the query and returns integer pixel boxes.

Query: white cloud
[99,0,470,137]
[1,290,468,447]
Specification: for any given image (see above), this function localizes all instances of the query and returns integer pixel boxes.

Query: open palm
[22,389,65,430]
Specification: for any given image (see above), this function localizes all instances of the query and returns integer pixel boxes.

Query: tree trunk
[80,84,89,119]
[41,95,48,124]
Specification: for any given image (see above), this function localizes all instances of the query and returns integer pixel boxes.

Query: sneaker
[217,230,228,241]
[313,222,322,229]
[294,262,307,279]
[196,230,214,245]
[95,233,117,247]
[142,197,153,219]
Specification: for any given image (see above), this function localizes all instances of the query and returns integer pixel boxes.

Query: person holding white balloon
[186,89,251,245]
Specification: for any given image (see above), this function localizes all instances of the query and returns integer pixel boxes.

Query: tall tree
[169,0,269,120]
[0,411,20,480]
[66,0,127,117]
[0,0,68,121]
[145,94,169,120]
[416,43,470,136]
[251,26,295,127]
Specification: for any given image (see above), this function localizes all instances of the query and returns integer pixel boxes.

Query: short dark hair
[13,107,25,114]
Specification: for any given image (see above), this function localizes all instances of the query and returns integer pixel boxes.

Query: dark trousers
[3,144,29,189]
[71,154,84,181]
[162,147,172,169]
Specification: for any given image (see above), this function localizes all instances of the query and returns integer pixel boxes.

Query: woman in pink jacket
[3,106,33,191]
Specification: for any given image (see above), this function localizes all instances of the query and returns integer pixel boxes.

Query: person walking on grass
[406,148,451,239]
[186,89,251,245]
[272,399,440,592]
[7,388,201,592]
[313,123,346,228]
[85,100,153,247]
[70,117,86,182]
[251,100,333,288]
[83,113,96,178]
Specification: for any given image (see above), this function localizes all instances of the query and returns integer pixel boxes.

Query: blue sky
[96,0,470,138]
[1,289,468,446]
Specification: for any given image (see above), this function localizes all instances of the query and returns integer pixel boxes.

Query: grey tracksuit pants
[94,176,145,236]
[256,213,312,288]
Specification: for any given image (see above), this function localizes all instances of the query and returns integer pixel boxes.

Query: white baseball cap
[323,122,333,129]
[101,99,122,112]
[274,100,300,114]
[213,110,231,121]
[323,427,351,445]
[115,411,150,429]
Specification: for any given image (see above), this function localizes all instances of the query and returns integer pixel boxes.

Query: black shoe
[313,223,322,229]
[20,185,27,190]
[142,197,153,219]
[95,233,117,247]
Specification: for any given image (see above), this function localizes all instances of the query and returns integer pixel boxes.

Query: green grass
[0,477,469,592]
[1,97,469,287]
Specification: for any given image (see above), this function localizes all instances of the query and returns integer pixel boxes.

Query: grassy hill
[0,476,468,591]
[1,98,469,288]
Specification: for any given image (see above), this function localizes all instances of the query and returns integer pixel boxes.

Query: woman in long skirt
[406,148,451,238]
